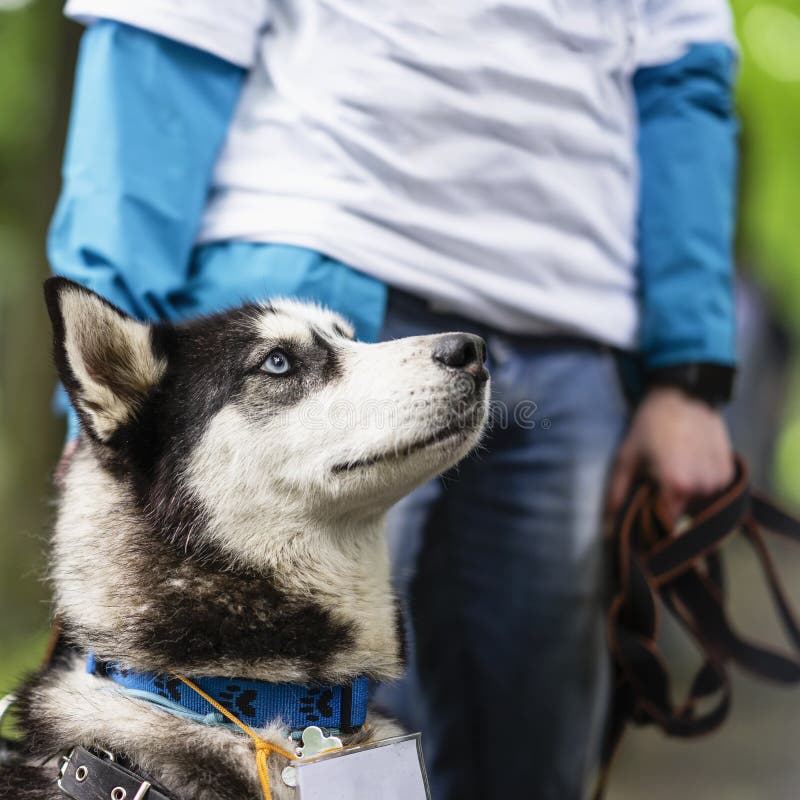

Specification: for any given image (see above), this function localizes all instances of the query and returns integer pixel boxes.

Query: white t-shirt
[65,0,735,348]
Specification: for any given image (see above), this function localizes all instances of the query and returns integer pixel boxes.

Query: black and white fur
[1,278,489,799]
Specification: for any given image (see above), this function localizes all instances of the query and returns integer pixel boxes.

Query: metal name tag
[294,733,431,800]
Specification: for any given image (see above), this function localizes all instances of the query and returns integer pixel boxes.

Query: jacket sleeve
[49,19,246,435]
[635,1,739,370]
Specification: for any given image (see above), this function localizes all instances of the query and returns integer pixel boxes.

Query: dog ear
[44,277,167,442]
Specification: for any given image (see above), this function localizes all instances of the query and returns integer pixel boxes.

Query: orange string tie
[174,674,297,800]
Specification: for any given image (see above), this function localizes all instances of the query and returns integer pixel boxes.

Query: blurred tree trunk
[0,4,81,641]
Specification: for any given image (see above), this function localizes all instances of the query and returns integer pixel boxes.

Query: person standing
[51,2,739,797]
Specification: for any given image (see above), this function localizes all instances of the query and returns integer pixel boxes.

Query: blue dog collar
[87,654,369,737]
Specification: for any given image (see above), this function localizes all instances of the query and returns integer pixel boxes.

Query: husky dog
[1,278,489,800]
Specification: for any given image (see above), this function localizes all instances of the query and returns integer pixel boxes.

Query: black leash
[59,746,174,800]
[596,455,800,798]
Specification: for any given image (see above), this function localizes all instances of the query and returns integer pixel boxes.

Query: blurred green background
[1,0,799,794]
[1,1,78,691]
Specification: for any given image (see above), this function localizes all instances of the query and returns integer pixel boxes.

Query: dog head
[46,278,489,559]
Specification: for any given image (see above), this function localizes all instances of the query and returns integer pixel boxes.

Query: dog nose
[432,333,487,371]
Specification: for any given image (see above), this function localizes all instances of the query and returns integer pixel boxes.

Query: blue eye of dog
[261,349,291,375]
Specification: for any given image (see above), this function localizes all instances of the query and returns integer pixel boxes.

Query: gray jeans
[374,290,630,800]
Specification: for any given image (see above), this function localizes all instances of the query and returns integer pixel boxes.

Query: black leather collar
[58,746,174,800]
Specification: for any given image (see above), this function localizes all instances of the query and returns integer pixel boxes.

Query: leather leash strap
[596,455,800,798]
[58,746,173,800]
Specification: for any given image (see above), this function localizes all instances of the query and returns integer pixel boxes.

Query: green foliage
[0,631,49,699]
[0,630,50,740]
[730,0,800,503]
[732,0,800,322]
[0,1,73,645]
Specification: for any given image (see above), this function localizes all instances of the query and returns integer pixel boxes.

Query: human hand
[606,386,735,526]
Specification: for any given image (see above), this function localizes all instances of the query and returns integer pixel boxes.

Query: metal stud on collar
[111,787,127,800]
[75,765,89,782]
[131,780,152,800]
